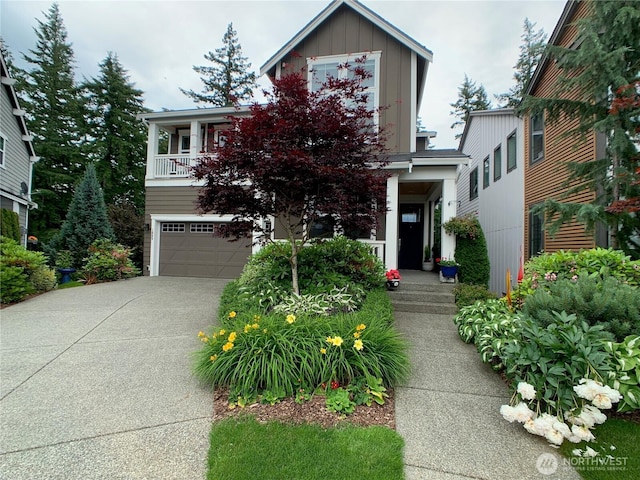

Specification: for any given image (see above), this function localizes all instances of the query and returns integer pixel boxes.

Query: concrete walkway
[0,277,226,480]
[393,271,580,480]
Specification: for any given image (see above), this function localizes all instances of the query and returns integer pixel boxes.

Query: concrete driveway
[0,276,227,480]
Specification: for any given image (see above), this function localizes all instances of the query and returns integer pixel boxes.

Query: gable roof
[458,108,516,150]
[1,53,37,160]
[259,0,433,77]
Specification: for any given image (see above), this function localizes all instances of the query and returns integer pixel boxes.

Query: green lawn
[207,416,404,480]
[559,419,640,480]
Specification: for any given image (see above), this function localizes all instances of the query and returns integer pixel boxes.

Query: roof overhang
[137,106,251,125]
[458,108,516,149]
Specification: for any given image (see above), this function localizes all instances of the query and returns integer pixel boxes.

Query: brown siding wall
[279,4,413,153]
[524,1,596,260]
[143,186,201,274]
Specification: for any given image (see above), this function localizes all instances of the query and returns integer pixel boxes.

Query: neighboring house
[523,0,607,261]
[0,53,38,246]
[140,0,468,279]
[458,109,524,294]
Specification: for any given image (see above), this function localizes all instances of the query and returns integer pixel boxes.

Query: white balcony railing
[360,239,385,263]
[152,155,197,178]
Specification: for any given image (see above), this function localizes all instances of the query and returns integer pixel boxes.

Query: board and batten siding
[279,4,413,153]
[0,84,30,197]
[459,111,524,294]
[524,1,596,261]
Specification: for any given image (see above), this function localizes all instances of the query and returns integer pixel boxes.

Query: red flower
[330,380,340,390]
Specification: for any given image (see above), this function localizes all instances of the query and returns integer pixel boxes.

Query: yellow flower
[254,315,261,322]
[228,332,237,342]
[263,329,268,334]
[332,336,344,347]
[251,323,259,329]
[222,342,234,352]
[354,339,364,351]
[326,336,333,344]
[219,329,226,336]
[244,324,251,333]
[353,332,361,339]
[198,331,205,337]
[200,337,209,343]
[320,347,327,355]
[228,311,237,318]
[210,355,218,362]
[356,324,366,331]
[286,314,296,324]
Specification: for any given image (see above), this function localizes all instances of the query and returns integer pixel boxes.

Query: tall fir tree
[180,23,257,107]
[57,164,114,268]
[450,74,491,140]
[82,52,148,210]
[18,3,84,239]
[496,18,547,108]
[519,0,640,255]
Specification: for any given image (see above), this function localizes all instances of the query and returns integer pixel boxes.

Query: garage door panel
[159,222,250,278]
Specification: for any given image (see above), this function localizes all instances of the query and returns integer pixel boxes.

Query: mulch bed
[213,387,396,430]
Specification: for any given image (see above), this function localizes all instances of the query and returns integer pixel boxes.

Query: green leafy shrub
[0,236,56,303]
[500,311,614,417]
[194,289,409,400]
[81,239,140,283]
[443,214,490,287]
[605,335,640,412]
[522,276,639,342]
[453,283,497,307]
[271,285,365,316]
[0,209,20,242]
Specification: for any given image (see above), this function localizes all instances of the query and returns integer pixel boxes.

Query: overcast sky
[1,0,566,149]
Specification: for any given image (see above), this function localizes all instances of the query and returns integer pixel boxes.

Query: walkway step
[388,290,455,304]
[391,300,458,315]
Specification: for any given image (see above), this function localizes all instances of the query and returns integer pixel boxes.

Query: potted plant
[385,269,401,290]
[437,257,459,280]
[422,244,434,271]
[55,250,76,284]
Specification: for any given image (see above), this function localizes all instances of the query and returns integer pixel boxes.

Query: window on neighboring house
[310,215,335,239]
[530,113,544,164]
[483,156,490,189]
[507,130,517,172]
[493,145,502,181]
[529,206,545,257]
[0,134,6,168]
[308,52,380,126]
[469,167,478,200]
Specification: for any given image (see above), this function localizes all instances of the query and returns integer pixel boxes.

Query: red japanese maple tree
[193,60,390,294]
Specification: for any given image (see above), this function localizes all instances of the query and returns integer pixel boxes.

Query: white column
[190,120,200,158]
[385,175,399,269]
[145,123,159,180]
[440,178,457,261]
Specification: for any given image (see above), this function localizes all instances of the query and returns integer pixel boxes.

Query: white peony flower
[517,382,537,401]
[545,428,565,445]
[571,424,595,442]
[500,402,534,423]
[573,378,602,401]
[592,393,613,409]
[553,420,572,439]
[584,405,607,425]
[600,384,622,403]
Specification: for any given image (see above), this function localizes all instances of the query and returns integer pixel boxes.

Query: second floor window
[483,156,490,189]
[470,167,478,200]
[494,145,502,181]
[507,130,517,172]
[0,134,6,168]
[530,113,544,164]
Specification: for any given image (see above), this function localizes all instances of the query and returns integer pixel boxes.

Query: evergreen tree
[18,3,84,239]
[450,74,491,140]
[57,164,114,268]
[83,52,148,209]
[496,18,547,108]
[0,37,16,75]
[520,0,640,256]
[180,23,257,107]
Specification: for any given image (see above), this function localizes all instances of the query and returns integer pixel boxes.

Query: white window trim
[307,51,381,124]
[0,132,7,169]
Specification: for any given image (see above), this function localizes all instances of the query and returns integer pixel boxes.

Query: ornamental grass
[193,290,409,399]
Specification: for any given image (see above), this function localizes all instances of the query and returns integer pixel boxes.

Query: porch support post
[190,120,200,157]
[145,123,159,180]
[440,177,457,261]
[385,174,399,269]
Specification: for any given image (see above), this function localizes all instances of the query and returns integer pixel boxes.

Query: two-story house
[458,109,525,294]
[0,53,38,246]
[141,0,468,279]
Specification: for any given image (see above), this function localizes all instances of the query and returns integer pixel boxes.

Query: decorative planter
[422,260,434,271]
[440,265,458,279]
[57,267,76,284]
[386,280,400,291]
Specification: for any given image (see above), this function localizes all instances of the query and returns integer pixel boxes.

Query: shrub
[0,265,34,304]
[0,236,56,303]
[81,239,140,283]
[453,283,497,307]
[443,214,490,287]
[522,276,639,342]
[500,311,614,417]
[29,266,57,292]
[194,289,410,400]
[271,285,365,316]
[0,209,20,242]
[107,202,144,269]
[605,335,640,412]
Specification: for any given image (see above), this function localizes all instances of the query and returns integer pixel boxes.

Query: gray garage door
[159,222,251,278]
